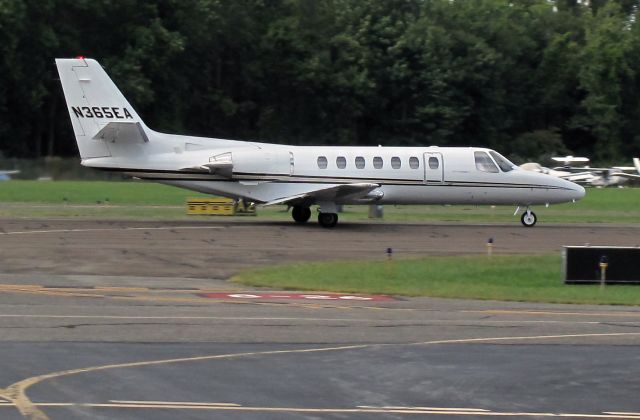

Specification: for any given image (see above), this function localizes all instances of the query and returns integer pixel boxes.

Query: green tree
[578,2,635,160]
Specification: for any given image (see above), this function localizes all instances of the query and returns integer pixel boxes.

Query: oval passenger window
[317,156,328,169]
[428,157,439,169]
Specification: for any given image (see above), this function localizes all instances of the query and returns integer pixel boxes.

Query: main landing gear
[292,202,339,228]
[290,205,338,228]
[520,208,537,227]
[318,212,338,228]
[291,206,311,223]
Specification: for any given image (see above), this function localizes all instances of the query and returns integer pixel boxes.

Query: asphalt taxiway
[0,219,639,419]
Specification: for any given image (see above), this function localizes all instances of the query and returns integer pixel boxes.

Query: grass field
[0,180,639,223]
[232,254,640,305]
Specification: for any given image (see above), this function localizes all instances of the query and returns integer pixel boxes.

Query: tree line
[0,0,639,164]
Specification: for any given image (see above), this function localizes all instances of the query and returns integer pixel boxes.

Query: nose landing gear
[520,208,537,227]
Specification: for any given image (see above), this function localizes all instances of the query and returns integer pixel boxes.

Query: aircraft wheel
[521,210,537,227]
[318,212,338,228]
[292,206,311,223]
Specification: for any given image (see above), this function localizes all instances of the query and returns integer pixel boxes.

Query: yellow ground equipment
[187,197,256,216]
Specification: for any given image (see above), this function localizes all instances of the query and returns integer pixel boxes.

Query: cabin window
[474,151,499,173]
[391,156,401,169]
[489,151,515,172]
[428,157,439,169]
[317,156,328,169]
[409,156,420,169]
[336,156,346,169]
[373,156,383,169]
[355,156,365,169]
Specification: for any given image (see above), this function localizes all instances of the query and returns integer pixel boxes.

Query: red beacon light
[76,56,85,60]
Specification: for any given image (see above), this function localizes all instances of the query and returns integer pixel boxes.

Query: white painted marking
[358,405,490,412]
[110,400,241,407]
[0,402,639,418]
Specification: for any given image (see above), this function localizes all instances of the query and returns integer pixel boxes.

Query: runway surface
[0,218,639,419]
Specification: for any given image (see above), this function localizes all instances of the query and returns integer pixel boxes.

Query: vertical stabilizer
[55,58,146,159]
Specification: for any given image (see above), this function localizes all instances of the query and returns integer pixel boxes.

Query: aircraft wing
[263,183,381,206]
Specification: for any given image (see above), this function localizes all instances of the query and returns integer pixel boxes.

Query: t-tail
[55,57,150,161]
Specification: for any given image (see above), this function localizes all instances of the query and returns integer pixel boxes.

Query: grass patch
[0,180,639,223]
[0,180,190,205]
[233,254,640,305]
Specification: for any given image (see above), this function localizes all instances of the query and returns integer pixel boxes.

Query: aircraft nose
[563,179,585,202]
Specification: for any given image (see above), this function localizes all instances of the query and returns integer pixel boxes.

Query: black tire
[292,206,311,223]
[318,212,338,228]
[521,211,537,227]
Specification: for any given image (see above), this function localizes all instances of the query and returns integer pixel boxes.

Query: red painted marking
[198,292,395,302]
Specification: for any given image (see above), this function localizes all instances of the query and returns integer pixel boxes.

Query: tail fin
[55,58,148,159]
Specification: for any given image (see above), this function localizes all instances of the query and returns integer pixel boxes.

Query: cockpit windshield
[489,151,516,172]
[474,151,499,173]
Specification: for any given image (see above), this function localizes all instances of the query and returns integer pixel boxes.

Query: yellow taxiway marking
[3,283,640,316]
[0,284,357,309]
[4,282,640,316]
[0,284,245,294]
[1,332,640,420]
[0,288,103,299]
[467,309,640,318]
[0,226,225,236]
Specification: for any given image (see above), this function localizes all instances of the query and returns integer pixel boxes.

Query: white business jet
[55,58,584,228]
